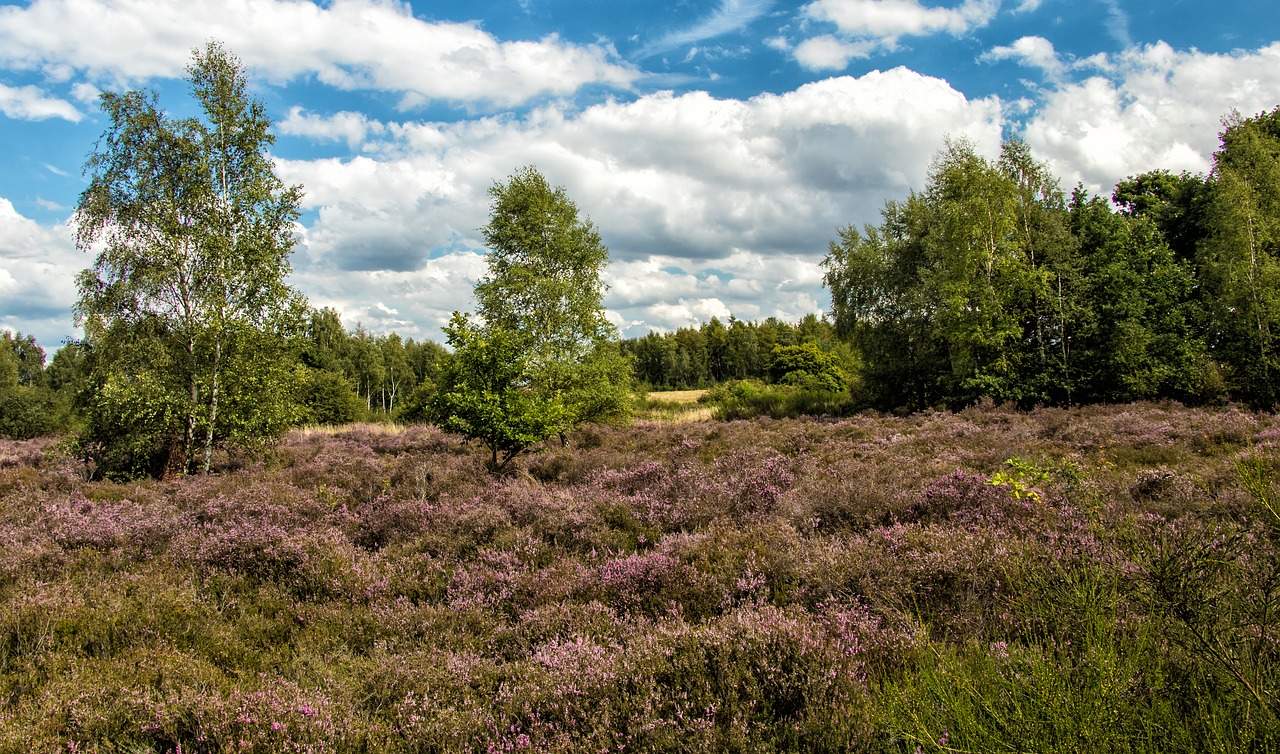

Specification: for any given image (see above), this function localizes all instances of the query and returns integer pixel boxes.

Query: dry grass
[646,389,707,404]
[637,390,713,423]
[289,421,410,437]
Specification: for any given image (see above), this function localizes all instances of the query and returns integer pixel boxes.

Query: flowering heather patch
[2,402,1280,751]
[0,436,53,469]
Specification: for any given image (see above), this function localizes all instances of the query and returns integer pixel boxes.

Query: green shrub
[702,379,855,420]
[298,368,363,426]
[0,385,62,439]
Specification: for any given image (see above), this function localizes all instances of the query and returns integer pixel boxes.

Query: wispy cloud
[637,0,774,59]
[1098,0,1132,48]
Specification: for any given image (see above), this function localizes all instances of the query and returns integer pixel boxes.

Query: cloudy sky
[1,0,1277,351]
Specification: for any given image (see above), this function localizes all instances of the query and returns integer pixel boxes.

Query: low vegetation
[1,402,1277,752]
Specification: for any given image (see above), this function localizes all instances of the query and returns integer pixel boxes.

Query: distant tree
[298,307,351,373]
[0,332,62,439]
[768,342,848,393]
[347,325,385,413]
[0,338,19,391]
[1,332,46,387]
[626,331,676,389]
[73,41,304,476]
[430,166,631,470]
[378,333,415,413]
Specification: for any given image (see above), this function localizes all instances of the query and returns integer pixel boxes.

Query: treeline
[295,308,447,423]
[0,309,448,439]
[620,314,856,390]
[5,42,1279,467]
[824,108,1280,410]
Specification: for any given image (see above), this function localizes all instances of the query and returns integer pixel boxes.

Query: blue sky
[1,0,1277,351]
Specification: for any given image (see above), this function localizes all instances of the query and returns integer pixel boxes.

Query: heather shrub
[2,403,1278,752]
[0,436,52,469]
[46,492,187,555]
[788,463,915,532]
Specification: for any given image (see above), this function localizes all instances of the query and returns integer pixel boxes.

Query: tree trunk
[202,338,223,474]
[184,335,199,475]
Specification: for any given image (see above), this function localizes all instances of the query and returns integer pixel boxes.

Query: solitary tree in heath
[431,166,632,471]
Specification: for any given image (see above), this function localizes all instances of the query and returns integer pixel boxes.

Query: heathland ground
[1,402,1278,751]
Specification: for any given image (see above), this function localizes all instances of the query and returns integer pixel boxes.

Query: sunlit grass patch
[289,421,410,437]
[636,390,714,423]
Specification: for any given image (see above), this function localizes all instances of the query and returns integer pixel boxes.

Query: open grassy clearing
[0,403,1278,752]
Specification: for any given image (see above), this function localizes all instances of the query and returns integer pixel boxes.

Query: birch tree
[74,41,303,476]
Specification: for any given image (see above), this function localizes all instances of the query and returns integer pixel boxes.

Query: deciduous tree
[74,41,304,476]
[430,167,631,470]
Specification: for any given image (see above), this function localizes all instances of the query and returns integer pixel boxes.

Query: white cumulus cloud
[279,108,387,150]
[793,35,877,70]
[0,198,81,347]
[0,0,637,107]
[982,36,1065,79]
[1024,42,1280,195]
[0,82,80,121]
[803,0,999,45]
[271,67,1004,340]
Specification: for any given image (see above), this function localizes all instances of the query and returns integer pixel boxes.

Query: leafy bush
[297,367,363,426]
[702,378,856,419]
[0,385,62,439]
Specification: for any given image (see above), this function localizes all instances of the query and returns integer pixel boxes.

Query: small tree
[768,342,848,393]
[430,167,631,471]
[74,41,304,476]
[431,314,569,471]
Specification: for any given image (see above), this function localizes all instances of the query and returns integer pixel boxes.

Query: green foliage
[768,342,848,393]
[73,320,183,477]
[298,368,364,426]
[824,136,1227,410]
[1,331,45,387]
[429,313,569,471]
[0,332,66,439]
[476,166,632,426]
[73,42,305,476]
[0,386,61,440]
[1198,107,1280,407]
[1113,169,1210,262]
[623,315,854,393]
[476,166,613,360]
[702,378,856,420]
[431,167,632,471]
[1067,190,1216,404]
[294,307,445,420]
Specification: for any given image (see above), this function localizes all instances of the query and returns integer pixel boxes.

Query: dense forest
[825,111,1280,411]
